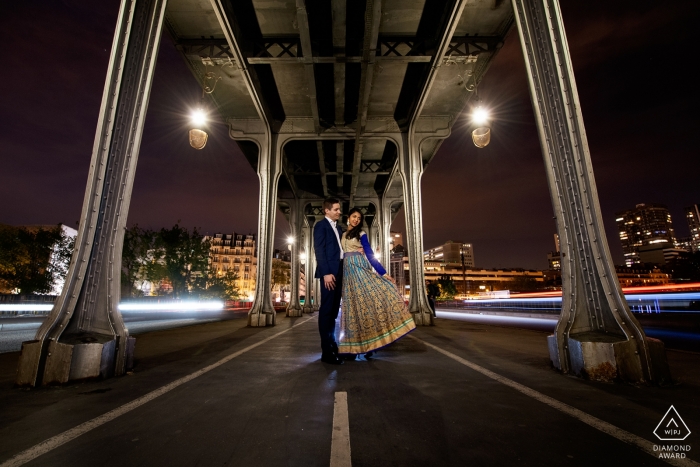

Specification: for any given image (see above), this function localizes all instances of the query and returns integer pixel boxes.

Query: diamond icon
[654,406,691,441]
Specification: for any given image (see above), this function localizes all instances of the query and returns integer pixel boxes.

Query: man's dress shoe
[321,354,344,365]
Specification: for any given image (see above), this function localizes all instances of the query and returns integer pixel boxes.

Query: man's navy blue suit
[313,218,344,357]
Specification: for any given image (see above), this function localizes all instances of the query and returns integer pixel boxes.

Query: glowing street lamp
[189,109,208,150]
[471,104,491,148]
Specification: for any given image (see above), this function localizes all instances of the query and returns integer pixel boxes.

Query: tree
[437,275,458,300]
[153,224,211,298]
[121,225,157,297]
[271,259,291,297]
[667,252,700,282]
[203,269,241,300]
[0,224,73,294]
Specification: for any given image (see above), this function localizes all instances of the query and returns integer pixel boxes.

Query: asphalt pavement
[0,311,698,466]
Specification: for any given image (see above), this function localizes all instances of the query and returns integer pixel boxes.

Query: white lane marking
[409,335,699,467]
[0,317,316,467]
[330,391,352,467]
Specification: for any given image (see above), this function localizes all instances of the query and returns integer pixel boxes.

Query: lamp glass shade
[189,128,208,150]
[472,127,491,148]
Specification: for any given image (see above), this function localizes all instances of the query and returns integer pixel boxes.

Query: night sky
[1,1,698,270]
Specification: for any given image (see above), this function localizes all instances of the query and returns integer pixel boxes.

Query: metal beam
[211,0,282,326]
[396,0,470,326]
[316,141,329,197]
[296,0,321,133]
[350,0,382,206]
[291,170,391,175]
[175,36,499,63]
[247,56,430,64]
[336,141,344,194]
[332,0,347,126]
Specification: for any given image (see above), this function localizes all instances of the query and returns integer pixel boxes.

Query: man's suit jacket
[313,219,343,279]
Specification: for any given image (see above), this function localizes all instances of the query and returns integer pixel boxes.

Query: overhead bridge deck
[1,314,698,466]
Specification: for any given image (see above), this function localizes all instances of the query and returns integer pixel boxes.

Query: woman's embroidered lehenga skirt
[338,252,416,354]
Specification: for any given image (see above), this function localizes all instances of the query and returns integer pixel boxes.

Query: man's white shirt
[326,216,343,260]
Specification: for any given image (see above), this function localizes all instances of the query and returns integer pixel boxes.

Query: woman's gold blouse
[341,232,365,253]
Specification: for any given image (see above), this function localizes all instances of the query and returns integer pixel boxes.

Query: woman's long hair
[345,207,364,240]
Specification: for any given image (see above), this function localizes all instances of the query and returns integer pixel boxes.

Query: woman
[337,207,416,357]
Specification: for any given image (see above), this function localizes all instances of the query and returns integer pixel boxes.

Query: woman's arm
[360,233,386,276]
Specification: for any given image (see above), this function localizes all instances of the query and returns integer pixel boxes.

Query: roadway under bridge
[2,313,700,466]
[14,0,673,390]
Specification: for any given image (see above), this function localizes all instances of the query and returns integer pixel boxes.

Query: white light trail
[0,305,53,311]
[117,301,224,312]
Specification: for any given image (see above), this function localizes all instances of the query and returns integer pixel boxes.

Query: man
[313,198,344,365]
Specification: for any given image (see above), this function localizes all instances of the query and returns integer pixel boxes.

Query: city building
[424,241,475,268]
[615,203,676,267]
[271,248,292,303]
[615,266,670,287]
[686,204,700,252]
[547,233,561,270]
[389,231,403,250]
[389,247,407,296]
[422,262,544,295]
[205,232,257,301]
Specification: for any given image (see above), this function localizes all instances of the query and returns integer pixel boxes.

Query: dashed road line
[409,334,699,467]
[330,391,352,467]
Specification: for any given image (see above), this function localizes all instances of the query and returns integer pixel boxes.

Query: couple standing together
[313,198,416,365]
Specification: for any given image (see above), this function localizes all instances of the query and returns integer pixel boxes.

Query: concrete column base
[548,333,672,384]
[17,335,134,386]
[411,310,434,326]
[16,340,44,387]
[249,311,276,327]
[286,306,303,317]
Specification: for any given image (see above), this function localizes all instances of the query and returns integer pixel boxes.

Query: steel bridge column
[16,0,169,387]
[248,133,282,327]
[378,195,394,275]
[287,199,303,317]
[302,222,315,313]
[312,240,321,312]
[513,0,670,383]
[397,132,433,326]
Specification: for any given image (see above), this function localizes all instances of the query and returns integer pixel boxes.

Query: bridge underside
[14,0,671,387]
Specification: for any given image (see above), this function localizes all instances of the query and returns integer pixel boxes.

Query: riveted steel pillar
[302,221,315,313]
[397,132,433,326]
[312,240,321,312]
[16,0,168,387]
[378,195,395,275]
[513,0,670,383]
[287,199,303,317]
[248,133,282,327]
